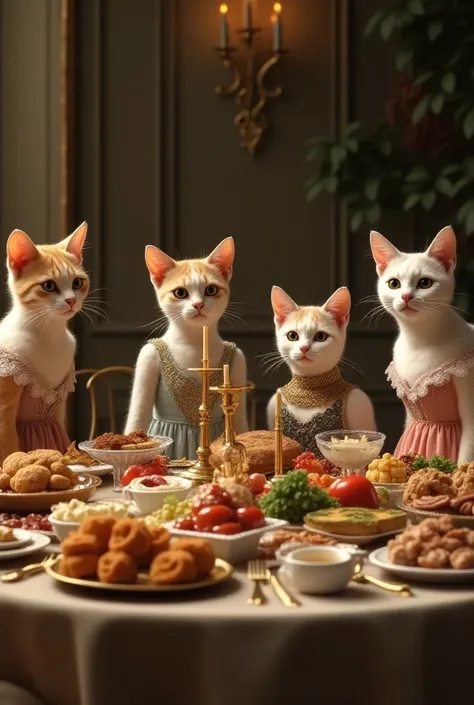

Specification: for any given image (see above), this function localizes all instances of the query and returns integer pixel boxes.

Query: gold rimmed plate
[44,555,233,593]
[0,474,102,512]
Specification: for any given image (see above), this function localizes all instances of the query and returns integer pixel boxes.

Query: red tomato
[192,484,233,515]
[328,475,379,509]
[121,465,141,487]
[249,473,266,495]
[195,504,235,532]
[174,516,195,531]
[121,459,167,486]
[212,522,242,535]
[140,475,167,488]
[236,505,265,530]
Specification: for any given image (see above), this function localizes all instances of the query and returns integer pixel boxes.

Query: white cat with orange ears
[125,238,248,460]
[266,286,376,456]
[370,225,474,464]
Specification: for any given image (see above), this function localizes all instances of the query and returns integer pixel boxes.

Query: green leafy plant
[306,0,474,236]
[258,470,339,524]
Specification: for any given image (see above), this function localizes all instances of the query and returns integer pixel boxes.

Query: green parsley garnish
[258,470,339,524]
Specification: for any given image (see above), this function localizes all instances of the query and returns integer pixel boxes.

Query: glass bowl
[78,436,174,492]
[315,430,386,476]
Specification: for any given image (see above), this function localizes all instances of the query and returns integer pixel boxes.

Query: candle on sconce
[219,4,229,48]
[243,0,253,29]
[275,389,282,419]
[223,364,230,386]
[272,2,283,51]
[202,325,209,361]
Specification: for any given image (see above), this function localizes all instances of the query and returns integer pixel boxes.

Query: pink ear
[271,286,298,326]
[370,231,401,274]
[426,226,457,271]
[61,222,88,262]
[207,237,235,280]
[6,230,39,272]
[145,245,176,285]
[324,287,351,327]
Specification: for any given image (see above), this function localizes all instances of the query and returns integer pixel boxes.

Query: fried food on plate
[172,538,215,577]
[149,549,197,585]
[80,515,117,552]
[0,473,11,491]
[60,554,99,579]
[10,465,50,493]
[2,452,29,476]
[108,518,152,558]
[97,551,138,584]
[61,530,102,557]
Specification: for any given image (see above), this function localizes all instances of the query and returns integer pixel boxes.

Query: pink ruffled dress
[386,351,474,462]
[0,348,75,453]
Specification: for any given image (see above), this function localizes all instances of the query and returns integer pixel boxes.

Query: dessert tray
[44,555,233,593]
[0,530,51,561]
[369,546,474,584]
[0,474,101,512]
[302,524,403,546]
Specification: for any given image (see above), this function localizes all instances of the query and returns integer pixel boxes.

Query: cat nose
[65,297,76,309]
[401,293,413,303]
[300,345,310,353]
[193,302,204,311]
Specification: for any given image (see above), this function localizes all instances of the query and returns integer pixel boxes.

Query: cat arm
[124,344,160,434]
[266,393,276,430]
[345,388,377,431]
[54,401,66,425]
[0,376,22,463]
[453,372,474,463]
[231,348,249,434]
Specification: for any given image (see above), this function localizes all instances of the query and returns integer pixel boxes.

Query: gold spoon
[1,557,53,583]
[352,561,412,597]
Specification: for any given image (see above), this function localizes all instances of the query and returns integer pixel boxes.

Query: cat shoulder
[134,342,161,375]
[345,388,376,431]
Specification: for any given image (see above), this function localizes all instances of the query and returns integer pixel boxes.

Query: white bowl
[166,517,287,564]
[372,482,405,509]
[49,516,80,541]
[124,476,192,514]
[315,430,386,471]
[281,545,354,594]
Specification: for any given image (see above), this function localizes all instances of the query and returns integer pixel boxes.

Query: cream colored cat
[0,223,89,461]
[125,238,248,460]
[266,286,376,455]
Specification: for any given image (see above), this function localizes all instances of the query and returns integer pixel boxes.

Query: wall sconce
[215,1,286,156]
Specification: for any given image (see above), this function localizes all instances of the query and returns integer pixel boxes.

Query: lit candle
[219,4,229,48]
[243,0,252,28]
[223,364,230,386]
[275,390,282,419]
[202,325,209,361]
[272,3,282,51]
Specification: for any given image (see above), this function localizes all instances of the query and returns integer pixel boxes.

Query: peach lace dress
[386,351,474,462]
[0,348,75,453]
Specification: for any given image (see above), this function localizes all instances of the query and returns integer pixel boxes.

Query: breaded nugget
[149,549,197,585]
[50,461,75,480]
[172,538,215,577]
[97,551,137,584]
[80,515,117,552]
[49,474,71,491]
[61,530,102,557]
[138,526,170,568]
[10,464,50,493]
[2,451,29,476]
[0,473,10,491]
[27,450,63,468]
[60,554,99,579]
[109,518,152,558]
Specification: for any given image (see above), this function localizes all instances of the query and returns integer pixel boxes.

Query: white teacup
[281,546,354,594]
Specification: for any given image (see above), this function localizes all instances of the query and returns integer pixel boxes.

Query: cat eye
[173,288,189,299]
[287,331,299,341]
[72,278,84,290]
[417,277,433,289]
[205,285,219,296]
[314,332,328,342]
[387,278,401,289]
[41,280,57,293]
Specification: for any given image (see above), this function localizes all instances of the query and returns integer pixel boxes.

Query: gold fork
[247,559,268,605]
[1,556,54,584]
[352,561,412,597]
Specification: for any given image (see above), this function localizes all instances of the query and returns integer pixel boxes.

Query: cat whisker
[357,295,380,306]
[339,357,365,377]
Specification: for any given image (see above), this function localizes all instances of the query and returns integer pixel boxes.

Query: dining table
[0,479,473,705]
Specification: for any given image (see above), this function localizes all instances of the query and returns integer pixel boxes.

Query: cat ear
[271,286,298,326]
[145,245,176,285]
[207,237,235,280]
[6,230,39,273]
[369,231,401,274]
[323,287,351,327]
[426,226,457,271]
[61,221,88,262]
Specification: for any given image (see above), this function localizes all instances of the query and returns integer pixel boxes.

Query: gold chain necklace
[280,367,355,408]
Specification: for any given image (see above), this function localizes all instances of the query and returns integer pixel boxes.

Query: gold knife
[265,568,300,607]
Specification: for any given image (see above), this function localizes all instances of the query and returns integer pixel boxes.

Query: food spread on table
[0,450,81,493]
[0,526,17,543]
[50,499,131,522]
[210,430,301,474]
[92,430,159,451]
[62,443,100,467]
[366,453,406,483]
[304,507,406,537]
[0,512,52,533]
[388,517,474,569]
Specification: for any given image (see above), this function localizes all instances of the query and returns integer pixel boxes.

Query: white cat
[125,238,248,460]
[266,286,376,455]
[370,225,474,463]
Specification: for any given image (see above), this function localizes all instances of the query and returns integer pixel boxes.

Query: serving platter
[68,463,113,478]
[0,530,51,561]
[398,502,474,529]
[369,546,474,584]
[44,555,233,593]
[302,524,403,546]
[0,474,101,512]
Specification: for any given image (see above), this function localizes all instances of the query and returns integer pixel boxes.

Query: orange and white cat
[125,238,248,460]
[0,224,89,461]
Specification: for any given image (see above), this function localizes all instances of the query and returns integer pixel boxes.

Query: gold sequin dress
[147,339,236,460]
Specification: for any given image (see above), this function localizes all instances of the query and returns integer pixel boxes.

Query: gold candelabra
[181,326,221,484]
[273,390,284,478]
[216,2,287,156]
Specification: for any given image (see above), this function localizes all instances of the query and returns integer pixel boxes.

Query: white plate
[302,524,403,546]
[369,546,474,584]
[68,463,113,477]
[0,529,32,551]
[0,530,51,560]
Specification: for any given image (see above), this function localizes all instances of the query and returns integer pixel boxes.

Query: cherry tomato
[195,504,235,532]
[121,458,168,487]
[121,465,143,487]
[236,505,265,530]
[212,522,242,535]
[328,474,379,509]
[249,473,266,495]
[192,484,233,515]
[140,475,168,488]
[174,516,195,531]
